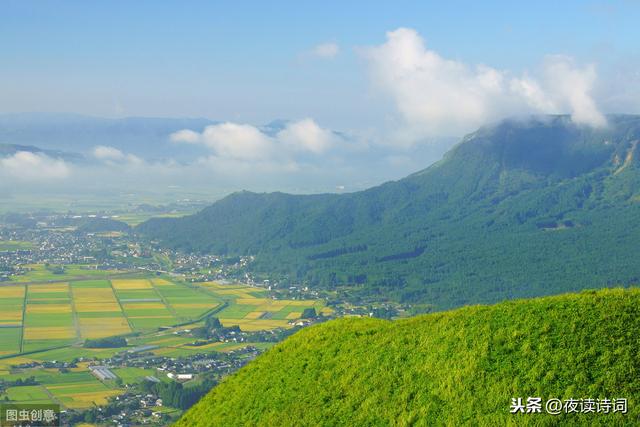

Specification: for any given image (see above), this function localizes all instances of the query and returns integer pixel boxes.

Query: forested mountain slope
[139,115,640,308]
[177,288,640,426]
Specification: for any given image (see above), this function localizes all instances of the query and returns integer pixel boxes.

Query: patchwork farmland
[0,277,225,356]
[0,274,329,358]
[0,271,329,411]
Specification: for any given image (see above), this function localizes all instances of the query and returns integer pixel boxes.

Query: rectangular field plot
[78,316,130,339]
[0,287,24,327]
[22,287,76,351]
[72,284,122,314]
[10,264,120,283]
[150,278,174,286]
[0,286,26,329]
[112,279,153,290]
[3,385,53,404]
[27,284,70,304]
[153,281,221,319]
[55,390,122,408]
[219,318,291,331]
[0,286,26,298]
[22,339,76,353]
[127,316,176,330]
[115,289,161,300]
[111,367,159,384]
[71,279,112,288]
[216,304,259,319]
[268,304,317,320]
[0,328,22,354]
[26,304,72,314]
[28,283,69,293]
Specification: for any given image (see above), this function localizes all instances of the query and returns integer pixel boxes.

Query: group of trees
[83,336,127,348]
[141,378,217,410]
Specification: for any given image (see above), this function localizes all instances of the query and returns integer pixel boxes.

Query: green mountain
[177,288,640,426]
[138,115,640,309]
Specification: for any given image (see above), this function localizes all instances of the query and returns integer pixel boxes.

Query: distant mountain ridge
[0,113,217,161]
[0,142,84,162]
[176,288,640,426]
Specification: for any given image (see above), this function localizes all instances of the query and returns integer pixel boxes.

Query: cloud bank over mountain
[0,151,71,182]
[362,28,607,139]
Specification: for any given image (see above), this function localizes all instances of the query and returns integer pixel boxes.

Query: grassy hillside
[139,115,640,309]
[177,288,640,426]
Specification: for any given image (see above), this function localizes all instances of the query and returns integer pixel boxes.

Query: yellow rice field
[121,303,166,310]
[0,287,25,298]
[219,318,290,331]
[29,284,69,293]
[111,279,152,290]
[73,288,117,302]
[78,317,130,338]
[59,390,123,408]
[23,326,76,340]
[244,311,265,319]
[26,304,72,314]
[75,303,122,312]
[0,312,24,321]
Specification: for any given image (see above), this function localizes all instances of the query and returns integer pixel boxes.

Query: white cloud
[311,42,339,59]
[276,118,335,153]
[93,145,125,160]
[0,151,71,181]
[170,119,339,167]
[92,145,142,165]
[541,55,607,127]
[363,28,606,138]
[169,129,201,144]
[199,123,274,161]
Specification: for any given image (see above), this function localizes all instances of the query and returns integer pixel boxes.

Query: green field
[0,240,34,251]
[10,264,123,283]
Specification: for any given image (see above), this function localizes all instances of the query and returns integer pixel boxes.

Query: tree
[205,316,222,330]
[301,308,317,319]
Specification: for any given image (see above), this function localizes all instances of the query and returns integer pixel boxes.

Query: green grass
[177,288,640,427]
[47,381,109,394]
[3,385,52,402]
[23,312,73,327]
[22,340,75,352]
[127,317,176,330]
[71,279,112,288]
[216,304,261,319]
[111,367,158,384]
[0,298,25,307]
[115,289,161,300]
[0,328,22,352]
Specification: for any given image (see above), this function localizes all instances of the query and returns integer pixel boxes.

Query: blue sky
[1,1,640,196]
[2,0,639,128]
